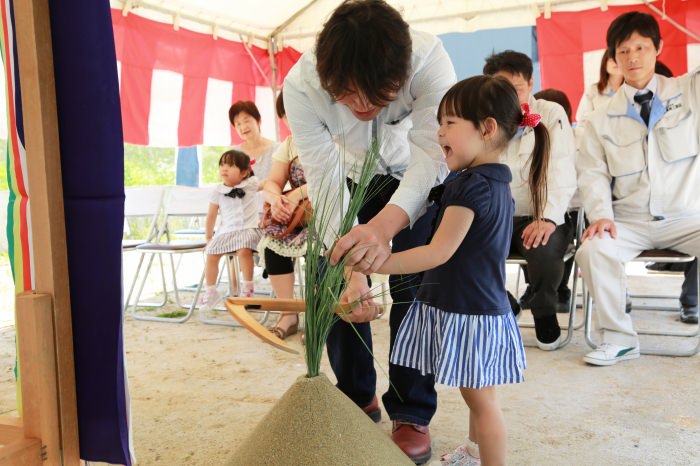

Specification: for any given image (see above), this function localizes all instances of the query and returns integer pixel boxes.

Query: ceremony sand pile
[227,373,412,465]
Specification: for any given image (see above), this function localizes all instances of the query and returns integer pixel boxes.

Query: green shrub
[0,142,229,191]
[201,146,229,184]
[124,144,228,187]
[124,144,175,186]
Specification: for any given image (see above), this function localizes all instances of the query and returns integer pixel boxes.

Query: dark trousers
[558,210,579,296]
[325,175,438,426]
[681,260,698,306]
[511,216,573,319]
[523,211,579,298]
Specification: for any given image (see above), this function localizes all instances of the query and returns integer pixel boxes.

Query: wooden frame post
[1,0,81,464]
[0,293,61,465]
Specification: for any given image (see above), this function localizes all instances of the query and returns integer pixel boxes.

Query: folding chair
[128,185,211,323]
[122,186,165,249]
[584,249,700,357]
[122,186,165,310]
[508,208,585,348]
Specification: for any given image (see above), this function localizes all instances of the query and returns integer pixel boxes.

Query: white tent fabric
[111,0,647,51]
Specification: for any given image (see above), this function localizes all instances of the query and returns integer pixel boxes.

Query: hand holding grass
[339,269,383,323]
[331,223,391,274]
[331,204,408,273]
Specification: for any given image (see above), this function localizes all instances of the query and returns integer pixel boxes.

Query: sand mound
[227,373,413,465]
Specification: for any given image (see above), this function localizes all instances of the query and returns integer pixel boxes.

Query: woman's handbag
[260,155,312,239]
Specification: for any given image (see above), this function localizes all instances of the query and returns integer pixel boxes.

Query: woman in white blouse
[575,50,623,133]
[228,101,279,184]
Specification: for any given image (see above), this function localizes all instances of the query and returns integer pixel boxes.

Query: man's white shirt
[501,96,577,225]
[283,29,457,246]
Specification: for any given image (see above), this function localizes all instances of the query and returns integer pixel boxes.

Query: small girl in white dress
[201,150,263,311]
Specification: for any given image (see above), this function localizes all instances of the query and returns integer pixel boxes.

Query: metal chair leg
[199,255,270,327]
[583,278,700,356]
[123,251,146,311]
[130,254,168,309]
[131,252,195,323]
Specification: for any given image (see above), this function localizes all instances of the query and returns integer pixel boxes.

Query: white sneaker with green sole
[584,343,640,366]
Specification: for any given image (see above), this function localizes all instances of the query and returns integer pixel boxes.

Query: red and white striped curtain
[111,9,301,147]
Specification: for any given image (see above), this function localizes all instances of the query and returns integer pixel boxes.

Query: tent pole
[268,37,280,141]
[240,35,272,87]
[270,0,320,38]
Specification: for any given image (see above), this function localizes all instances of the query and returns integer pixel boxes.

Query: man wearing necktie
[576,12,700,366]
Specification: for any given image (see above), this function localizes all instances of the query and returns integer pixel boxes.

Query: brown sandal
[268,323,298,340]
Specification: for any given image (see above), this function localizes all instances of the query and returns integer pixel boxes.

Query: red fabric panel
[112,10,272,85]
[538,14,584,116]
[275,47,303,87]
[120,63,152,145]
[278,120,291,140]
[537,0,698,120]
[110,8,302,146]
[178,76,207,146]
[657,0,696,76]
[230,83,256,145]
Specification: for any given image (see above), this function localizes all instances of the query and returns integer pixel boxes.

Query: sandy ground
[1,256,699,465]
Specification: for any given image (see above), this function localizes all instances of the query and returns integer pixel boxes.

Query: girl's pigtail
[528,122,550,222]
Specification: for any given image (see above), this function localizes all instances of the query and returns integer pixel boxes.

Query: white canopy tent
[103,0,663,146]
[111,0,650,51]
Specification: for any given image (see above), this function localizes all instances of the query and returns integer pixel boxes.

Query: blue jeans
[325,175,438,426]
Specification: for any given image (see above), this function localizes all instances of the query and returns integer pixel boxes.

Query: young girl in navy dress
[200,150,263,312]
[375,75,550,466]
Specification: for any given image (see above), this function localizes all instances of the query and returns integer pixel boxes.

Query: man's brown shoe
[391,420,431,465]
[361,395,381,423]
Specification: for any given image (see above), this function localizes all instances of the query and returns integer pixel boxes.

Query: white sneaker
[199,288,222,314]
[536,334,564,351]
[583,343,640,366]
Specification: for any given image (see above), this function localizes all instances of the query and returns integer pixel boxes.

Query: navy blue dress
[390,164,526,388]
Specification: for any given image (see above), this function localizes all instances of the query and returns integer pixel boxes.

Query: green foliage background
[124,144,229,186]
[0,141,230,189]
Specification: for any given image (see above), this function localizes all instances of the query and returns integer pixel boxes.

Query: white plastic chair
[122,186,165,250]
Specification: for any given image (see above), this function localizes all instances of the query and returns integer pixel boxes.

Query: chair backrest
[164,185,213,217]
[124,186,165,241]
[125,186,165,216]
[154,185,214,241]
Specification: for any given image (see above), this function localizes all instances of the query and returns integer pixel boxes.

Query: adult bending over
[283,0,456,462]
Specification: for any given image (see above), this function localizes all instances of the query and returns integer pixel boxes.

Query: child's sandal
[440,445,480,465]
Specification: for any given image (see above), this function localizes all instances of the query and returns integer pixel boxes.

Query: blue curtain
[48,0,130,463]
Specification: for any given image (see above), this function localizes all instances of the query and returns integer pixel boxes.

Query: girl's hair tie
[519,103,542,128]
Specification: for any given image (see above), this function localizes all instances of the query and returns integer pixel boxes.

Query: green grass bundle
[302,142,391,377]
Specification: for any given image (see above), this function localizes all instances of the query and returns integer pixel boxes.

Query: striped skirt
[390,302,526,389]
[206,228,263,255]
